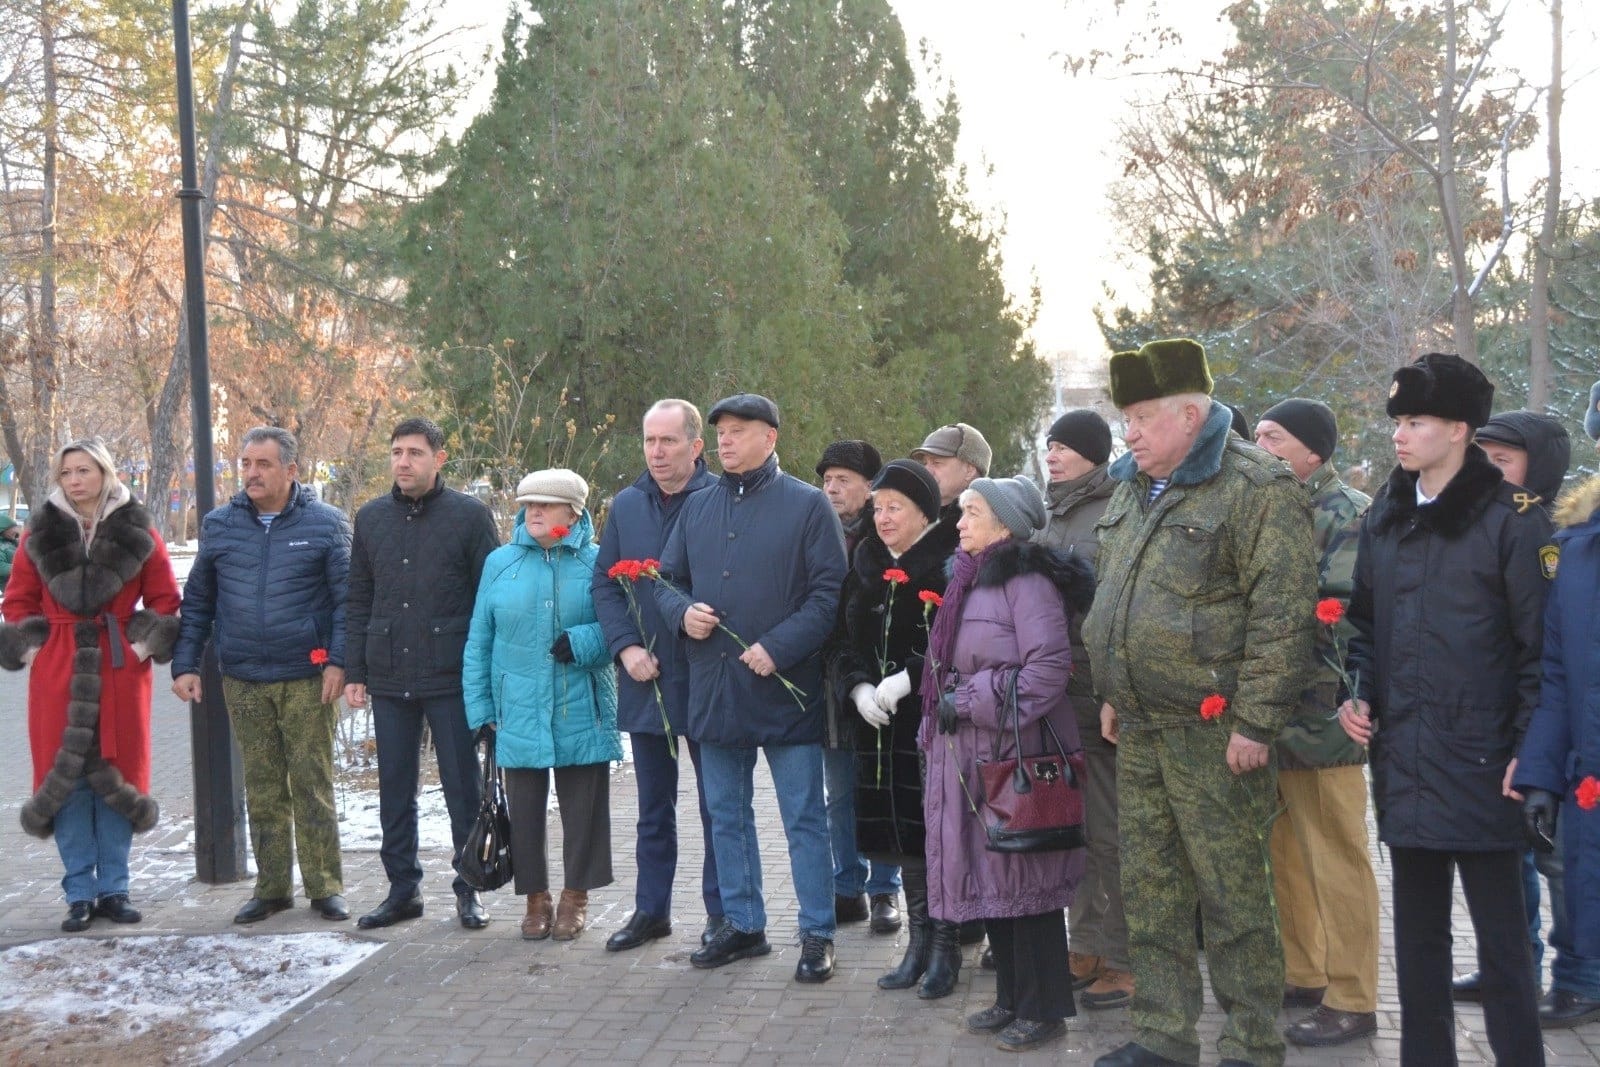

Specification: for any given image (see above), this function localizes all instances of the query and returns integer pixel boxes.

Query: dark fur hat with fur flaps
[1386,352,1494,429]
[1109,339,1215,408]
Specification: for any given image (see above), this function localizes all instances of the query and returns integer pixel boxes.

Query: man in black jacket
[1339,354,1550,1065]
[343,418,501,930]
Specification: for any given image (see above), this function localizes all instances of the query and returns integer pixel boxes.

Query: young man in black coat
[1339,354,1551,1066]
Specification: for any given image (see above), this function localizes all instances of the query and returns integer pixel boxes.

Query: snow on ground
[0,932,382,1064]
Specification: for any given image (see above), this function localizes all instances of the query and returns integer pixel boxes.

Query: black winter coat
[836,520,956,860]
[173,482,351,683]
[344,478,500,698]
[592,461,716,735]
[1346,446,1552,851]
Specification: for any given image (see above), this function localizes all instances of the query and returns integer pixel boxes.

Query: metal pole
[173,0,246,883]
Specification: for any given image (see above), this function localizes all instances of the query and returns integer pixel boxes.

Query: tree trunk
[146,2,253,540]
[25,0,64,508]
[1527,0,1561,411]
[1435,0,1479,363]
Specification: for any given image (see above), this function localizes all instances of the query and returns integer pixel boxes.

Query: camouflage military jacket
[1276,463,1369,771]
[1083,400,1318,743]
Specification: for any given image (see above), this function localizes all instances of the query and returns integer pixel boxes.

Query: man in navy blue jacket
[592,399,722,951]
[173,426,352,926]
[655,393,847,982]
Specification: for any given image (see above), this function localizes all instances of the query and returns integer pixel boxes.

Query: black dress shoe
[1451,971,1483,1001]
[1540,988,1600,1028]
[1092,1042,1185,1067]
[869,893,902,933]
[690,924,771,969]
[456,890,488,930]
[234,896,293,924]
[93,893,143,924]
[794,934,835,983]
[966,1005,1016,1034]
[701,914,729,947]
[995,1018,1065,1052]
[310,894,349,920]
[834,893,869,923]
[61,901,94,933]
[356,893,423,929]
[606,911,671,951]
[1284,1005,1378,1046]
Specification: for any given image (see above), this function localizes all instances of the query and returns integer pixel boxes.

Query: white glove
[875,670,912,713]
[130,641,151,662]
[852,682,889,728]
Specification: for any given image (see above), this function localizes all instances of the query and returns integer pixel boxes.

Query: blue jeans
[372,693,481,897]
[699,741,834,938]
[55,780,132,903]
[630,733,721,918]
[1531,841,1600,997]
[822,747,900,897]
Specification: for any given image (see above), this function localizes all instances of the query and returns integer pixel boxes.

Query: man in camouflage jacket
[1085,340,1317,1067]
[1254,400,1381,1048]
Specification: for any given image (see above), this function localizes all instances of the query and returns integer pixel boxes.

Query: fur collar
[854,518,957,585]
[1109,400,1233,487]
[1555,473,1600,530]
[1368,444,1504,540]
[974,538,1096,616]
[24,498,156,617]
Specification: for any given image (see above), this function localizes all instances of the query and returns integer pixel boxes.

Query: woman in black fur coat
[0,439,181,932]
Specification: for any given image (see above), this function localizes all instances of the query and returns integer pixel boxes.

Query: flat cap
[707,393,780,429]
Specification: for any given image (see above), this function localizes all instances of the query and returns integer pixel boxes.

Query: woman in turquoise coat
[464,468,621,943]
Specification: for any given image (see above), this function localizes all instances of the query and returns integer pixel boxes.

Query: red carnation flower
[550,525,570,539]
[918,590,943,607]
[1578,776,1600,812]
[309,647,329,666]
[1199,694,1227,721]
[1315,598,1346,626]
[883,568,910,585]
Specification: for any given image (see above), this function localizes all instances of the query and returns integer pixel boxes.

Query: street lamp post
[172,0,247,883]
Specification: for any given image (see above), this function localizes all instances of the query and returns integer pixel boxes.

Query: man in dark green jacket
[1254,399,1380,1048]
[1085,339,1317,1067]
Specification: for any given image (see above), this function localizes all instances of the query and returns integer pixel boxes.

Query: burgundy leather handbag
[977,670,1086,853]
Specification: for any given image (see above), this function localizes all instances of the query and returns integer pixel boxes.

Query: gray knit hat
[515,468,589,512]
[1586,381,1600,442]
[967,475,1045,540]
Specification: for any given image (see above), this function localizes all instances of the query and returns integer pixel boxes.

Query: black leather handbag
[459,733,514,891]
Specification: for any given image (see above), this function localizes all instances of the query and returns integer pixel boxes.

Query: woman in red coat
[0,439,180,932]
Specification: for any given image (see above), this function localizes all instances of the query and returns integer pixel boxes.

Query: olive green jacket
[1083,400,1318,743]
[1276,463,1369,770]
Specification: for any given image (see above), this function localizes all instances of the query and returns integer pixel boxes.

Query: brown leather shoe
[1283,1005,1378,1047]
[552,888,588,941]
[1082,967,1134,1009]
[520,891,553,941]
[1069,951,1104,991]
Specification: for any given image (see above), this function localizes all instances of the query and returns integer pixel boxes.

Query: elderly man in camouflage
[1253,400,1381,1048]
[1085,339,1317,1067]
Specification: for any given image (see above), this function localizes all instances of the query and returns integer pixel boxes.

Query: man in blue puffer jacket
[655,393,847,983]
[172,426,352,926]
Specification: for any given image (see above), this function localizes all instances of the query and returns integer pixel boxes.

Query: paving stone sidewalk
[3,671,1598,1065]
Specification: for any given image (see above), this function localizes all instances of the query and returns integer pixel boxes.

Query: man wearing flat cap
[655,393,848,982]
[912,422,991,529]
[1084,339,1317,1067]
[1339,353,1549,1064]
[1253,399,1381,1047]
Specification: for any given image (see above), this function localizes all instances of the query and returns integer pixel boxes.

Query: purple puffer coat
[922,539,1092,922]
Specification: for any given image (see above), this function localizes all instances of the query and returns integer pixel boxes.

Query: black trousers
[986,910,1076,1022]
[371,693,481,897]
[504,763,613,895]
[1389,846,1543,1067]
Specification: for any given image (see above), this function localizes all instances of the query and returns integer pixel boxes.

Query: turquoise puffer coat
[463,510,621,769]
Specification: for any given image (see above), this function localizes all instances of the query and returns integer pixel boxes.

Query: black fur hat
[1386,353,1494,429]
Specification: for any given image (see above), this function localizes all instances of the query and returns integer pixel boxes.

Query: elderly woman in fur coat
[0,439,180,933]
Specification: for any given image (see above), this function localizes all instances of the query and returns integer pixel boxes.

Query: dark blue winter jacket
[591,460,715,735]
[1515,476,1600,955]
[654,454,846,747]
[172,482,351,682]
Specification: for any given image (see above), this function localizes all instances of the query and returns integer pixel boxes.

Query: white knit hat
[514,468,588,511]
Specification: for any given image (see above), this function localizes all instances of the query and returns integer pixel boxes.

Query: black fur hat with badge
[1385,352,1494,430]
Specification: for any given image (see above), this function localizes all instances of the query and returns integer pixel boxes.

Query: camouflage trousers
[223,676,343,899]
[1118,723,1285,1067]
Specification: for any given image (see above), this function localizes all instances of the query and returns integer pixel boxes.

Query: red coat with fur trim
[3,502,180,798]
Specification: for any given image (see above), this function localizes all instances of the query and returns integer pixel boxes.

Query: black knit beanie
[1046,410,1112,467]
[1259,398,1339,463]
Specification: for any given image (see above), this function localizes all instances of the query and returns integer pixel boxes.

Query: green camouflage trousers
[223,675,343,899]
[1118,723,1285,1067]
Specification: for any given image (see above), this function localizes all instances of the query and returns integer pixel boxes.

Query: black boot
[917,920,962,999]
[879,871,930,990]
